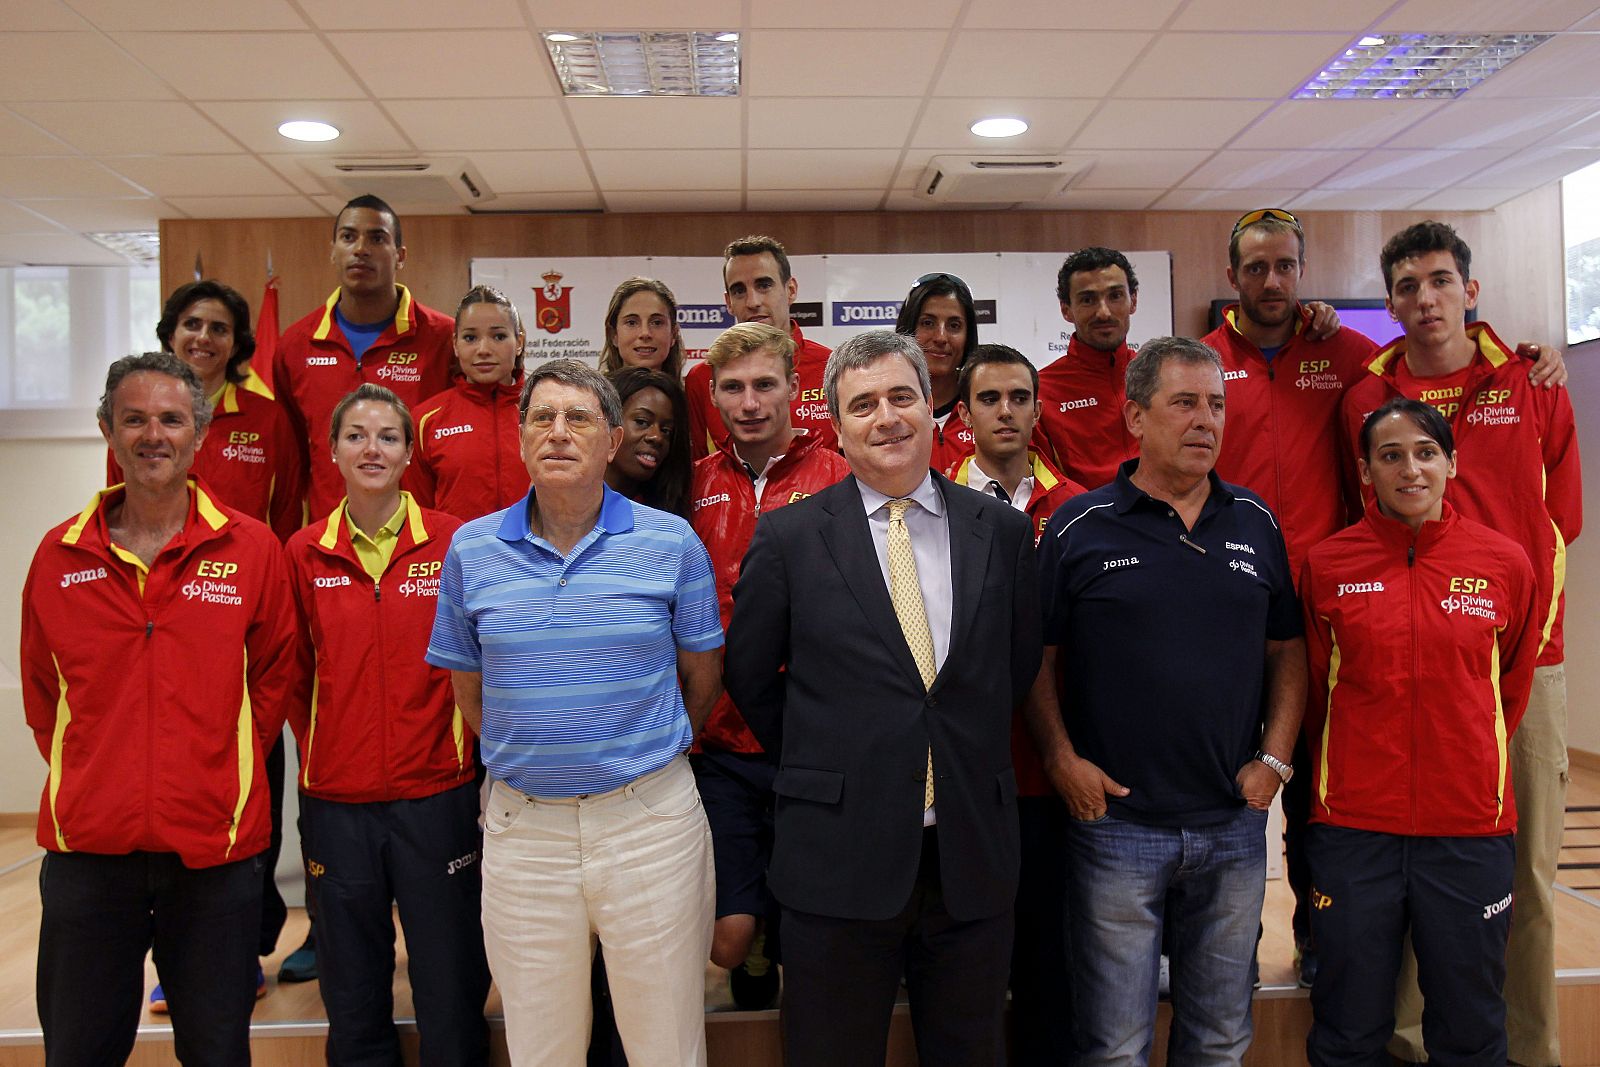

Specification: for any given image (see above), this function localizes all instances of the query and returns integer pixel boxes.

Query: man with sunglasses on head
[428,359,724,1065]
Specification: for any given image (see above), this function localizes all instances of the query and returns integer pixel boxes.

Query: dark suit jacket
[725,472,1042,922]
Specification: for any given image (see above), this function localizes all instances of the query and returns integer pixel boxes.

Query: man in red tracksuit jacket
[22,352,298,1066]
[275,194,454,517]
[946,342,1085,1067]
[684,234,836,460]
[688,321,849,1009]
[1339,221,1582,1067]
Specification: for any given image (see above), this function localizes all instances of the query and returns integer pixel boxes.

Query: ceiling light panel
[542,31,740,96]
[1295,33,1552,99]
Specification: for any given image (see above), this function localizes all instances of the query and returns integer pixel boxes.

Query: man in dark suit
[725,329,1042,1067]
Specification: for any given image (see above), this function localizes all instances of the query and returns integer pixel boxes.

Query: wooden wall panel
[160,185,1564,350]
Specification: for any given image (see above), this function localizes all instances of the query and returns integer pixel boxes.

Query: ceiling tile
[1377,0,1599,32]
[301,0,525,29]
[1406,188,1528,211]
[113,32,363,100]
[1114,33,1350,99]
[13,102,239,156]
[16,198,164,232]
[1452,34,1600,98]
[525,0,740,30]
[162,195,321,218]
[328,30,557,98]
[603,191,743,212]
[1073,100,1271,150]
[1181,149,1367,189]
[1385,98,1600,151]
[1287,188,1436,210]
[1021,189,1164,210]
[745,190,886,211]
[935,32,1149,97]
[567,97,741,149]
[744,31,946,97]
[880,192,954,212]
[0,201,64,235]
[910,99,1096,152]
[750,0,961,28]
[963,0,1182,30]
[0,33,175,101]
[384,99,576,152]
[1319,148,1513,189]
[747,149,902,190]
[1537,109,1600,148]
[1152,187,1307,209]
[196,101,412,154]
[71,0,308,30]
[1171,0,1393,30]
[1071,149,1214,189]
[6,0,90,30]
[472,191,603,212]
[0,157,144,199]
[1453,146,1600,188]
[1231,99,1442,150]
[0,233,130,265]
[749,98,922,150]
[463,150,593,193]
[104,155,299,198]
[587,149,741,190]
[0,111,74,155]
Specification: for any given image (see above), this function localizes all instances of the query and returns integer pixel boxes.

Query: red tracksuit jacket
[1339,322,1582,666]
[949,449,1086,798]
[690,430,851,753]
[1203,307,1377,575]
[21,482,298,867]
[107,368,306,541]
[1034,334,1138,490]
[1302,501,1539,836]
[409,377,529,522]
[685,321,836,460]
[276,286,455,517]
[285,495,472,803]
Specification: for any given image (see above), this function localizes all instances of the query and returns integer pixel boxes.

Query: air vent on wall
[913,155,1091,204]
[301,158,495,211]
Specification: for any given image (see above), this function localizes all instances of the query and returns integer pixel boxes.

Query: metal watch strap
[1255,750,1293,783]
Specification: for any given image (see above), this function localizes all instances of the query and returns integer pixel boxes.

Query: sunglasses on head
[913,272,973,301]
[1230,208,1302,239]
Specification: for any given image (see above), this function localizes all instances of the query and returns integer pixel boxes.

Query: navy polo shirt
[1039,459,1301,827]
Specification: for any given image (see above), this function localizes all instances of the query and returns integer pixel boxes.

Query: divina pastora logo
[534,269,573,335]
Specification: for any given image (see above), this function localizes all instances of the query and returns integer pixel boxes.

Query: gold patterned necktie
[887,498,937,810]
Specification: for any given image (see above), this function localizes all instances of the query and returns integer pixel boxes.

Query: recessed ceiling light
[1296,32,1551,99]
[543,31,741,97]
[277,119,340,142]
[971,117,1028,138]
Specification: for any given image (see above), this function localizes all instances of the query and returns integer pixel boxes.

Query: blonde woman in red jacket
[285,383,489,1066]
[1300,396,1539,1067]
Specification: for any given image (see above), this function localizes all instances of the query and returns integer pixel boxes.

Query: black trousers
[1306,825,1514,1067]
[1281,732,1315,947]
[781,827,1014,1067]
[38,849,263,1067]
[260,731,288,955]
[1010,794,1071,1067]
[300,782,491,1067]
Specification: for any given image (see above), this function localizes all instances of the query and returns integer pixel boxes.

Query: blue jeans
[1067,806,1268,1067]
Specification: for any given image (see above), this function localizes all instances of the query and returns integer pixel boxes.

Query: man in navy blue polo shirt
[1026,336,1306,1066]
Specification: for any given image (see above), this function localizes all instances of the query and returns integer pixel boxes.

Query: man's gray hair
[97,351,212,435]
[519,358,624,428]
[823,330,932,421]
[1124,337,1225,409]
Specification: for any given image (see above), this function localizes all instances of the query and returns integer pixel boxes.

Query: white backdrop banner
[471,251,1173,371]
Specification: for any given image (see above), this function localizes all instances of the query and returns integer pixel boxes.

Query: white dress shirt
[964,456,1035,512]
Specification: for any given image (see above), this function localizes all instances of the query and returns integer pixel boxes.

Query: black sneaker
[728,933,779,1010]
[278,934,317,983]
[1294,941,1318,989]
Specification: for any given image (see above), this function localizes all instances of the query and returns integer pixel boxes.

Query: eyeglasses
[913,272,973,301]
[1231,208,1302,239]
[523,405,602,433]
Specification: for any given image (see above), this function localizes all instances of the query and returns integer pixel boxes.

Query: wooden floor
[4,761,1600,1063]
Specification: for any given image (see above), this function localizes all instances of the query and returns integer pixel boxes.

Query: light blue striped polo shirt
[426,485,723,797]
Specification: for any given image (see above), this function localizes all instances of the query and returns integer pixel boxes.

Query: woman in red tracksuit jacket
[895,272,980,475]
[1300,396,1539,1067]
[410,285,529,521]
[285,383,490,1066]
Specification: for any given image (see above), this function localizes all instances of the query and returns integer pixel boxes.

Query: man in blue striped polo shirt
[427,359,723,1066]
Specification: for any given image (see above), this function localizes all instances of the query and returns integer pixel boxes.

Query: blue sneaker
[148,983,168,1014]
[278,936,317,983]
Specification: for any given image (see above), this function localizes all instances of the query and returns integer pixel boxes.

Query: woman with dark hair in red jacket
[1300,396,1540,1067]
[409,285,529,521]
[285,383,490,1066]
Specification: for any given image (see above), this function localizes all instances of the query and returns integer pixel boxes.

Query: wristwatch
[1255,750,1293,784]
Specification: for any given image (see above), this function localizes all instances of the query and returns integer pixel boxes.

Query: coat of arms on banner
[534,270,572,334]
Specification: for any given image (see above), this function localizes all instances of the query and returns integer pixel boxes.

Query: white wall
[1561,340,1599,754]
